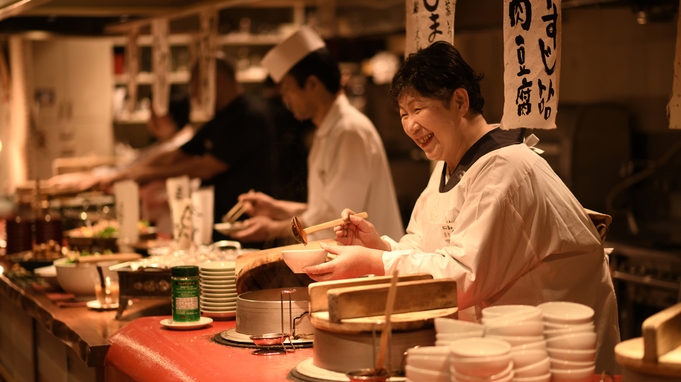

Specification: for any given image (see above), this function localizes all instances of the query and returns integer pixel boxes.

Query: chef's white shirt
[382,141,621,374]
[302,94,404,241]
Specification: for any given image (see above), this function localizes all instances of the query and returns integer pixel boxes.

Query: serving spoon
[291,212,368,245]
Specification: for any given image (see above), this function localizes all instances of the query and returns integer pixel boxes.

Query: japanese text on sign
[405,0,456,57]
[501,0,561,130]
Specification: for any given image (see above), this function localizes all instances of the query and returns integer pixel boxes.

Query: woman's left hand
[302,243,386,281]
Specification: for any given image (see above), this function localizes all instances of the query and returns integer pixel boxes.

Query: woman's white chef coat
[302,94,404,241]
[382,138,621,374]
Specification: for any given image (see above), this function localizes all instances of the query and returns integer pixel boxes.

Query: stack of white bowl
[404,346,451,382]
[434,317,485,346]
[537,302,596,382]
[449,337,514,382]
[198,261,238,319]
[481,305,550,381]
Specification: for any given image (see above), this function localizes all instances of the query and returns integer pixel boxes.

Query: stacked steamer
[538,302,596,382]
[198,261,237,319]
[482,305,551,382]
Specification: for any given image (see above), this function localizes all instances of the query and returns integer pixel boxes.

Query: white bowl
[537,302,594,325]
[546,347,596,362]
[406,354,449,372]
[53,258,118,296]
[482,309,543,325]
[510,340,547,352]
[450,362,513,381]
[450,353,511,377]
[434,317,485,334]
[550,358,595,370]
[435,340,454,347]
[485,321,544,337]
[436,332,483,341]
[481,305,539,319]
[543,322,594,331]
[404,365,450,382]
[449,338,511,358]
[513,356,550,378]
[545,332,597,350]
[485,334,545,347]
[543,326,594,338]
[510,349,548,369]
[406,345,450,371]
[281,249,327,273]
[550,366,595,382]
[407,345,450,357]
[511,372,551,382]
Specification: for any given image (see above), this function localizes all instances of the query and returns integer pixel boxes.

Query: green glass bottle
[171,265,200,322]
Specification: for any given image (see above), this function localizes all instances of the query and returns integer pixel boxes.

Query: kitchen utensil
[291,211,368,245]
[221,189,253,223]
[374,267,399,373]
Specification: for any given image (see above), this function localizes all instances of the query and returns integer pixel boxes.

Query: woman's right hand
[334,209,390,251]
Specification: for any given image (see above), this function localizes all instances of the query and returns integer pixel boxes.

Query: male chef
[231,26,404,244]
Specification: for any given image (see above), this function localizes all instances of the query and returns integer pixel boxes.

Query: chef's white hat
[262,26,326,83]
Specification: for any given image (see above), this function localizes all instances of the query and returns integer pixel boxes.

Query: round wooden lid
[615,337,681,378]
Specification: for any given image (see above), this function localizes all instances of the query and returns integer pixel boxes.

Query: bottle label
[172,278,200,322]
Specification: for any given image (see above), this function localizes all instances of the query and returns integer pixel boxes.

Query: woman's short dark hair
[288,47,341,94]
[390,41,485,116]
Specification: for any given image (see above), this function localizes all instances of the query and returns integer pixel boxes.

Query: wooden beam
[105,0,255,34]
[0,0,52,21]
[18,6,177,17]
[152,18,170,116]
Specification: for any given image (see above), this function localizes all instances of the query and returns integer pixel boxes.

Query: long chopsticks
[221,189,254,223]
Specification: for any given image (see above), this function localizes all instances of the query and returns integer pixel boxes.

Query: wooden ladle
[291,212,368,245]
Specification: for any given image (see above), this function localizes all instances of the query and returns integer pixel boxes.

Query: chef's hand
[302,243,386,281]
[237,191,284,219]
[228,215,290,243]
[334,209,390,251]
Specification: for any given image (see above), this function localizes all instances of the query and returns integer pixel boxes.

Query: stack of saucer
[199,261,237,319]
[538,302,596,382]
[449,337,514,382]
[434,317,485,346]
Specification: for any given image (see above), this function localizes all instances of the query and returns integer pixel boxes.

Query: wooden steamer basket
[307,275,458,374]
[615,302,681,381]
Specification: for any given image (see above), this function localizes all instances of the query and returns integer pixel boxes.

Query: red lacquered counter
[104,317,314,382]
[105,317,621,382]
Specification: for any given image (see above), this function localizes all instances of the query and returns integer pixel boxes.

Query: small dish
[201,310,236,319]
[86,300,119,310]
[214,222,245,235]
[160,317,213,330]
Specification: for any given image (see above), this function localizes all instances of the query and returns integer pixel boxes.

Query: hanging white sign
[501,0,561,130]
[668,0,681,129]
[405,0,456,57]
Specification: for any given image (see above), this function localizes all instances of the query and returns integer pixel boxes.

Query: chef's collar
[315,94,350,137]
[440,127,526,192]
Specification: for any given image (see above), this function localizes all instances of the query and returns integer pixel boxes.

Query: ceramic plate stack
[434,317,485,346]
[449,337,514,382]
[199,261,237,319]
[538,302,596,382]
[404,346,451,382]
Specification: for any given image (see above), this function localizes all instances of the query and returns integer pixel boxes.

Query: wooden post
[192,7,218,121]
[8,36,30,188]
[152,18,170,116]
[125,26,140,115]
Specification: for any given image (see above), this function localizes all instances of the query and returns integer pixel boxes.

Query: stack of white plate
[449,338,514,382]
[538,302,596,382]
[199,261,237,319]
[434,317,485,346]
